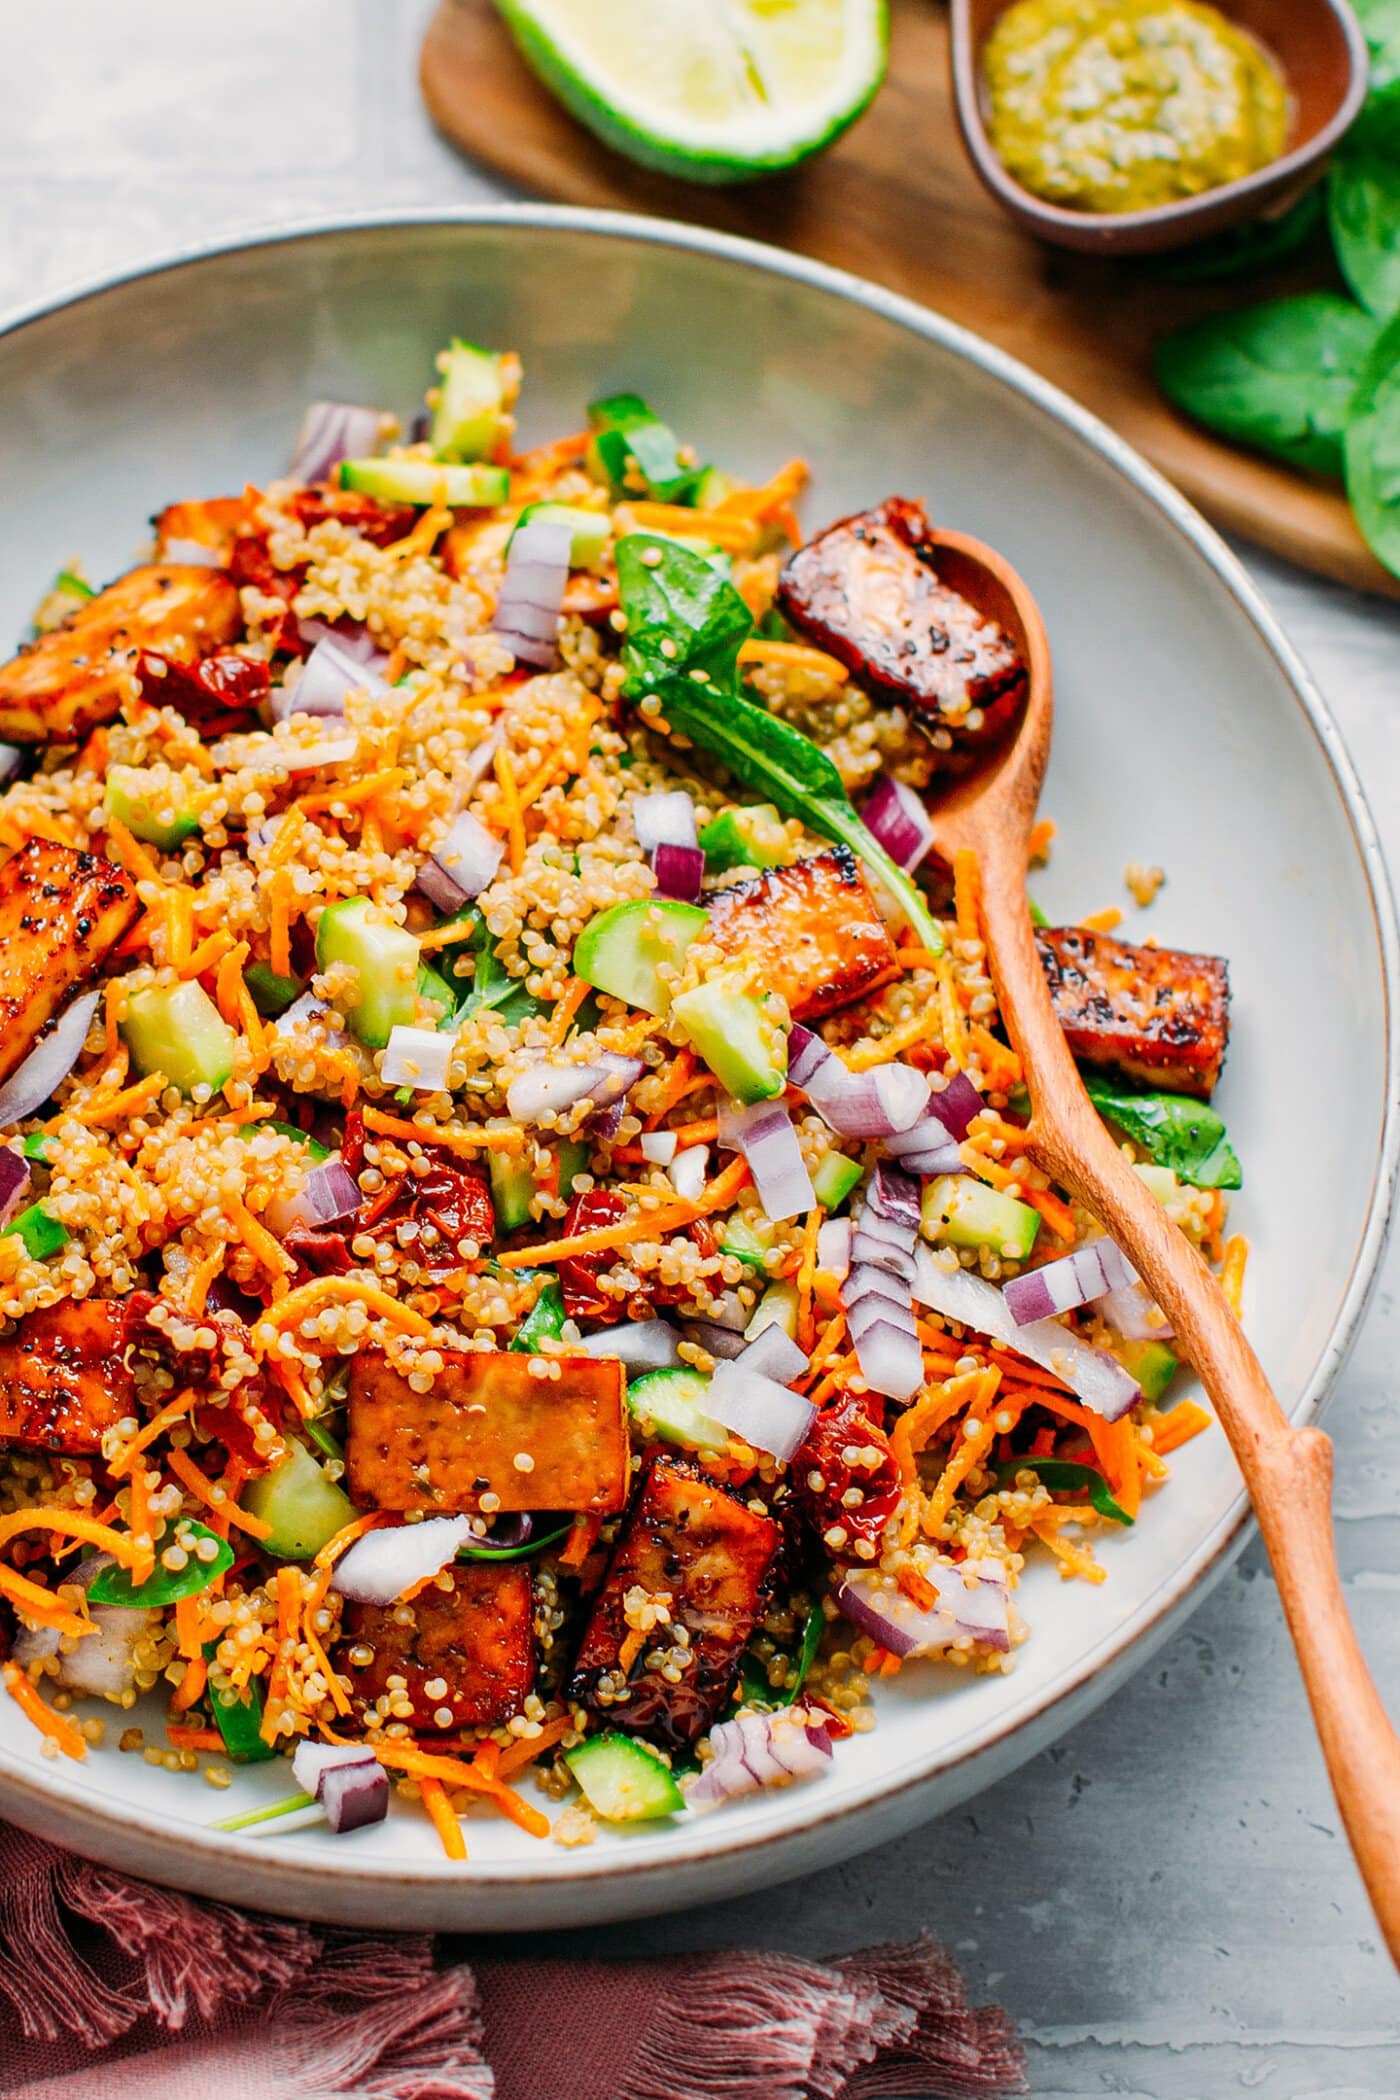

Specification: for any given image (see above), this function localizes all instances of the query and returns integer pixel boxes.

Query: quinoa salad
[0,342,1245,1850]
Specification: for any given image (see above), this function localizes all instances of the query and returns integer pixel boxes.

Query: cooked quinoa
[0,346,1242,1848]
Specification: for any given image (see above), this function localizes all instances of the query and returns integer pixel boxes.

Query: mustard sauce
[983,0,1289,216]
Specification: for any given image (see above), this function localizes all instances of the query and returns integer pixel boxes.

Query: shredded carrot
[1103,1416,1142,1516]
[104,816,161,886]
[1219,1234,1248,1318]
[109,1386,200,1478]
[716,457,809,523]
[180,928,234,980]
[494,745,526,876]
[892,1369,997,1505]
[547,976,590,1046]
[896,946,944,973]
[165,1724,223,1752]
[618,1627,646,1676]
[103,978,124,1064]
[845,1003,950,1071]
[737,637,847,683]
[804,1309,848,1383]
[216,940,250,1030]
[619,501,759,554]
[419,1773,468,1860]
[642,1046,696,1128]
[922,1392,1027,1539]
[171,1655,208,1713]
[263,1275,436,1340]
[76,726,110,776]
[174,1593,204,1662]
[1018,1183,1078,1243]
[228,1196,296,1286]
[953,849,980,945]
[1080,907,1123,934]
[185,1244,225,1320]
[383,645,408,684]
[495,1713,573,1778]
[1028,817,1056,864]
[390,500,452,562]
[371,1741,549,1839]
[795,1205,823,1354]
[300,1573,353,1719]
[312,1510,389,1572]
[3,1662,87,1760]
[897,1566,939,1614]
[934,954,969,1070]
[74,1073,167,1128]
[297,767,405,817]
[266,806,308,871]
[1151,1400,1212,1456]
[126,1462,156,1586]
[561,1513,601,1567]
[166,1447,272,1539]
[1032,1515,1106,1581]
[165,885,194,969]
[0,1563,90,1637]
[360,1107,523,1159]
[0,1508,145,1566]
[496,1155,750,1269]
[968,1023,1022,1091]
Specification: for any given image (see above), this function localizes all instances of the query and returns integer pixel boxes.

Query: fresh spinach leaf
[1351,0,1400,150]
[738,1603,825,1711]
[995,1457,1133,1526]
[457,1519,573,1563]
[1082,1074,1242,1190]
[445,909,547,1025]
[615,535,944,956]
[1330,151,1400,320]
[203,1643,278,1762]
[1141,187,1324,284]
[1345,309,1400,577]
[89,1520,234,1608]
[1154,295,1380,477]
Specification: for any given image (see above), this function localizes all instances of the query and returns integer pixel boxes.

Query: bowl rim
[947,0,1371,249]
[0,202,1396,1905]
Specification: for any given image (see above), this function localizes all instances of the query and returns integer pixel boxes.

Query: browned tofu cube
[346,1348,629,1515]
[706,846,898,1022]
[1037,926,1230,1099]
[0,1300,132,1453]
[776,498,1027,761]
[0,842,138,1089]
[337,1562,534,1732]
[0,563,242,742]
[567,1456,782,1750]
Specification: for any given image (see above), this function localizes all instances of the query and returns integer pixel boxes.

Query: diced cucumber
[8,1203,67,1259]
[240,1119,330,1162]
[694,466,737,509]
[1116,1338,1180,1403]
[699,803,787,873]
[418,961,459,1028]
[556,1137,590,1198]
[585,392,703,505]
[922,1175,1041,1261]
[565,1730,685,1821]
[241,1439,356,1560]
[431,340,511,461]
[338,458,510,508]
[720,1213,774,1271]
[315,897,419,1048]
[122,980,237,1096]
[104,766,199,851]
[1135,1163,1180,1204]
[244,960,305,1017]
[489,1129,537,1232]
[745,1280,798,1342]
[812,1152,862,1211]
[573,898,707,1016]
[510,1277,566,1353]
[628,1366,728,1452]
[670,976,787,1103]
[510,501,610,570]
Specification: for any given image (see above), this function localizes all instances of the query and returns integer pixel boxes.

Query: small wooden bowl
[949,0,1369,255]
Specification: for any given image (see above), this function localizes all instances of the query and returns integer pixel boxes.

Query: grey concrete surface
[1,3,1396,2091]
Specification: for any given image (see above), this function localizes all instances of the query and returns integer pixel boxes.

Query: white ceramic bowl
[0,210,1394,1931]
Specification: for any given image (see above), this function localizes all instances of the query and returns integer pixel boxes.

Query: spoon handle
[969,814,1400,1966]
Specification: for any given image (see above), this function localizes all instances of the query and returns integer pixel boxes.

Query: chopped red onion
[816,1217,852,1283]
[678,1316,749,1361]
[506,1053,642,1126]
[860,774,936,873]
[0,988,100,1127]
[294,615,389,672]
[865,1160,922,1229]
[265,1156,361,1238]
[843,1168,923,1399]
[273,637,386,724]
[331,1516,475,1605]
[652,841,704,904]
[668,1142,709,1202]
[633,790,697,853]
[579,1319,682,1370]
[417,810,503,912]
[273,992,345,1042]
[0,745,21,787]
[850,1231,915,1281]
[836,1561,1011,1655]
[844,1262,910,1312]
[687,1709,833,1811]
[640,1131,678,1166]
[1003,1237,1136,1327]
[927,1071,983,1142]
[381,1026,455,1093]
[853,1319,924,1400]
[716,1099,814,1222]
[458,725,505,795]
[0,1147,30,1227]
[883,1111,966,1173]
[845,1291,917,1343]
[912,1247,1141,1421]
[290,402,384,483]
[492,518,571,669]
[1099,1278,1174,1343]
[707,1359,816,1461]
[740,1323,809,1385]
[320,1757,390,1834]
[280,734,360,774]
[292,1740,377,1798]
[785,1026,929,1140]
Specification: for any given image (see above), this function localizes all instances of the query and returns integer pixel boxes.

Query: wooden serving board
[421,0,1398,599]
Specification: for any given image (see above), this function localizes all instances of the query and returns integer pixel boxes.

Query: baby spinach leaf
[1351,0,1400,150]
[1330,152,1400,320]
[1141,187,1324,284]
[1344,309,1400,577]
[738,1602,825,1711]
[204,1644,278,1763]
[443,910,547,1025]
[1154,295,1380,477]
[615,535,944,956]
[995,1457,1133,1526]
[457,1519,573,1563]
[88,1520,234,1608]
[1082,1075,1242,1190]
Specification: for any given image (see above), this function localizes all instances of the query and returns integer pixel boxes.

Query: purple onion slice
[492,518,571,669]
[836,1561,1011,1655]
[707,1359,816,1461]
[290,402,383,483]
[686,1709,833,1811]
[860,773,936,873]
[716,1099,814,1223]
[578,1319,682,1371]
[417,809,503,913]
[652,841,704,904]
[913,1247,1141,1421]
[0,988,100,1128]
[320,1757,390,1834]
[331,1515,475,1604]
[1002,1236,1136,1327]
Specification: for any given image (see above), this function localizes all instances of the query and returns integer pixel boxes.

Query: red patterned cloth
[0,1826,1025,2098]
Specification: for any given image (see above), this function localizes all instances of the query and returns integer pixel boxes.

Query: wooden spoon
[924,529,1400,1964]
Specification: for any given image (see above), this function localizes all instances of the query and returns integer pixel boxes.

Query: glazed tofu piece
[706,846,898,1022]
[337,1563,534,1732]
[567,1456,782,1751]
[0,842,137,1089]
[1037,925,1230,1099]
[776,498,1027,759]
[0,1301,132,1454]
[0,563,242,742]
[346,1348,629,1515]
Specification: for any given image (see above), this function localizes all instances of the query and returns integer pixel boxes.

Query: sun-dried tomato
[359,1158,495,1277]
[557,1189,627,1324]
[136,649,270,736]
[790,1390,904,1562]
[285,486,416,547]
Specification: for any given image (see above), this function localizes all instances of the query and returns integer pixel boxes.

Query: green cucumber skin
[573,899,707,1016]
[315,898,419,1049]
[627,1366,728,1451]
[241,1440,356,1560]
[922,1175,1040,1260]
[122,981,237,1096]
[564,1730,684,1819]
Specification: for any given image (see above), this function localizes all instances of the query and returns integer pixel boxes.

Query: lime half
[494,0,888,185]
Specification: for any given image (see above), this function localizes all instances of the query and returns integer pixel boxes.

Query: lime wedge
[494,0,887,184]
